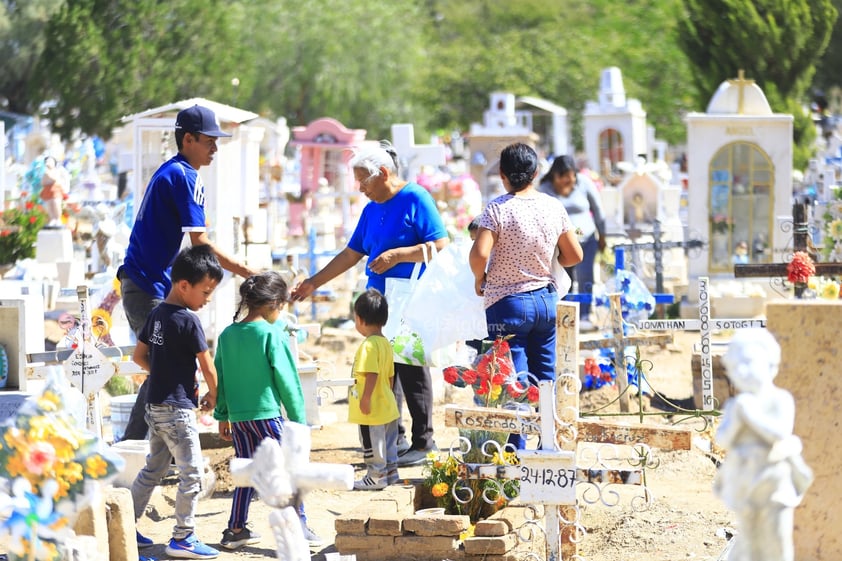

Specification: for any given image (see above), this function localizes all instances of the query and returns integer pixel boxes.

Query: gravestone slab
[767,300,842,561]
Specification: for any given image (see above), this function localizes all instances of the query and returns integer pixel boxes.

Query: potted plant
[0,201,49,273]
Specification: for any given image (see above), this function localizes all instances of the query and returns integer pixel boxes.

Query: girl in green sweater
[213,271,322,550]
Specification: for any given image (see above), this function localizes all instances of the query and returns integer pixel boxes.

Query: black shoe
[220,526,261,550]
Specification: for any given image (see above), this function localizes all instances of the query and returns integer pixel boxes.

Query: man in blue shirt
[118,104,256,443]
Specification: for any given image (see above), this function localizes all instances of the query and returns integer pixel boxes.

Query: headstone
[767,300,842,560]
[0,296,45,391]
[467,92,539,201]
[229,422,353,561]
[390,124,446,183]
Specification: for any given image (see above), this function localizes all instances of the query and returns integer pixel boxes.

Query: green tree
[240,0,428,139]
[419,0,696,150]
[31,0,247,140]
[677,0,837,168]
[0,0,64,114]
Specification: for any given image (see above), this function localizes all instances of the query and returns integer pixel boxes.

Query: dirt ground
[129,298,736,561]
[0,296,736,561]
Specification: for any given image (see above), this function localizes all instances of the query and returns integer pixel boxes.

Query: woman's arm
[367,237,449,275]
[469,228,496,295]
[557,230,584,267]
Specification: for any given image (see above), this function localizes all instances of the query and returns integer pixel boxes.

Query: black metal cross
[734,202,842,297]
[613,220,704,315]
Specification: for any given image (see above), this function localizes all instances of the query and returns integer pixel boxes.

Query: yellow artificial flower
[490,384,502,400]
[821,281,840,300]
[830,220,842,241]
[85,455,109,478]
[431,482,449,498]
[91,308,112,338]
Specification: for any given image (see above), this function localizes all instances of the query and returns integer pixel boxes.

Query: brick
[395,534,462,552]
[404,514,470,536]
[474,519,508,537]
[105,487,137,561]
[485,505,531,532]
[335,534,395,552]
[336,500,398,534]
[374,484,416,514]
[368,513,403,536]
[463,534,517,555]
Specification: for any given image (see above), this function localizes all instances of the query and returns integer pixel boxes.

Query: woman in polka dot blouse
[469,143,583,449]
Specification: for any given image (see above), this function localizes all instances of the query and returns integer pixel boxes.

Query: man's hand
[200,391,216,412]
[597,235,607,253]
[360,395,372,416]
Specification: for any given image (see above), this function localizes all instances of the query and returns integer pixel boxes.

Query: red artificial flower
[526,385,540,403]
[476,380,489,395]
[787,251,815,284]
[496,356,513,376]
[443,367,459,385]
[24,201,33,210]
[462,369,477,385]
[495,339,510,355]
[476,354,491,377]
[29,215,37,224]
[491,373,507,386]
[506,383,522,398]
[584,357,600,377]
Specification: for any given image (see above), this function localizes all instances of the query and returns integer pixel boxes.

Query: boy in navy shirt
[131,244,223,559]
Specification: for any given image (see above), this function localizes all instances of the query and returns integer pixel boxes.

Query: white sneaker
[353,475,387,490]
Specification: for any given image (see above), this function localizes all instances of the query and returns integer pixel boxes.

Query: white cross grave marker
[61,286,116,436]
[390,123,446,183]
[632,277,766,410]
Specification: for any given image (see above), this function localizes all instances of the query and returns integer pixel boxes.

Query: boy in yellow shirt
[349,289,399,490]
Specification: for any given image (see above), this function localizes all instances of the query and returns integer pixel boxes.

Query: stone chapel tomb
[685,72,792,290]
[583,67,649,179]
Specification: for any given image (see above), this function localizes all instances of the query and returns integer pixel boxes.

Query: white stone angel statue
[713,329,813,561]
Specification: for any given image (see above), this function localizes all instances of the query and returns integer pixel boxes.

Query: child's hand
[360,395,371,416]
[218,421,232,441]
[200,391,216,412]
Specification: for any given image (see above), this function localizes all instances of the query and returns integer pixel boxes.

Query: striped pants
[229,417,307,529]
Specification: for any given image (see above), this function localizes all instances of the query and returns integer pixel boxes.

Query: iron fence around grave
[442,300,693,561]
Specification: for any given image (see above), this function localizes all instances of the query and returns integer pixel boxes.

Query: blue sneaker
[165,533,219,559]
[137,531,154,549]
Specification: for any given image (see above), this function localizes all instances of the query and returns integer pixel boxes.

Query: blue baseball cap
[175,105,232,137]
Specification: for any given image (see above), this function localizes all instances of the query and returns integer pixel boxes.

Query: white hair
[349,140,399,180]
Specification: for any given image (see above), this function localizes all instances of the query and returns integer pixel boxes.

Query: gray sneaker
[397,447,435,467]
[396,434,411,454]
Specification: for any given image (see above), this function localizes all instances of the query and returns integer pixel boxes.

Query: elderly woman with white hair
[291,141,448,472]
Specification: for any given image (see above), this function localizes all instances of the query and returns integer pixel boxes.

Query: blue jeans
[117,270,163,441]
[131,404,204,540]
[486,285,557,449]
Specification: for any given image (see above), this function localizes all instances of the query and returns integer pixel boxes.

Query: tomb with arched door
[685,71,793,311]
